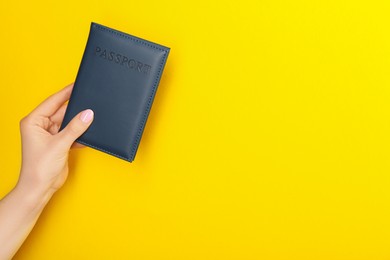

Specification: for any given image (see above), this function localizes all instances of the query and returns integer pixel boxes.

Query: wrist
[14,172,55,212]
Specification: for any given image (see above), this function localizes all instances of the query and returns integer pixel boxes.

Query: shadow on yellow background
[1,0,390,259]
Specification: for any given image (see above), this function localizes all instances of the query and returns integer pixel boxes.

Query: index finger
[30,83,74,118]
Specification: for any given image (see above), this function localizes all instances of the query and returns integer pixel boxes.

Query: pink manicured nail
[80,109,94,123]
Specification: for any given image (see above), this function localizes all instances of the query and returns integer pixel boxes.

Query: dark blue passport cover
[59,22,170,162]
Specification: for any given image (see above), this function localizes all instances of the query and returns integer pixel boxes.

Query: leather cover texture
[59,22,170,162]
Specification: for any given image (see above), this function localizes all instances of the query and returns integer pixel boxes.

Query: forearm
[0,175,54,260]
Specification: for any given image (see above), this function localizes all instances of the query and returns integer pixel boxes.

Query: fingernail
[80,109,94,123]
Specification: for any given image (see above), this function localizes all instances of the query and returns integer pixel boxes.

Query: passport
[59,22,170,162]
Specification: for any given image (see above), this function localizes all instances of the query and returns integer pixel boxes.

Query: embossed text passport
[59,22,170,162]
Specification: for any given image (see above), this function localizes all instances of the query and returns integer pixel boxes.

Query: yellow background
[1,0,390,259]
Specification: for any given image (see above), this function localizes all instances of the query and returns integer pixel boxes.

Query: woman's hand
[0,83,94,260]
[18,83,94,196]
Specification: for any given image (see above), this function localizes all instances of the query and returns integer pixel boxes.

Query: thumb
[57,109,94,148]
